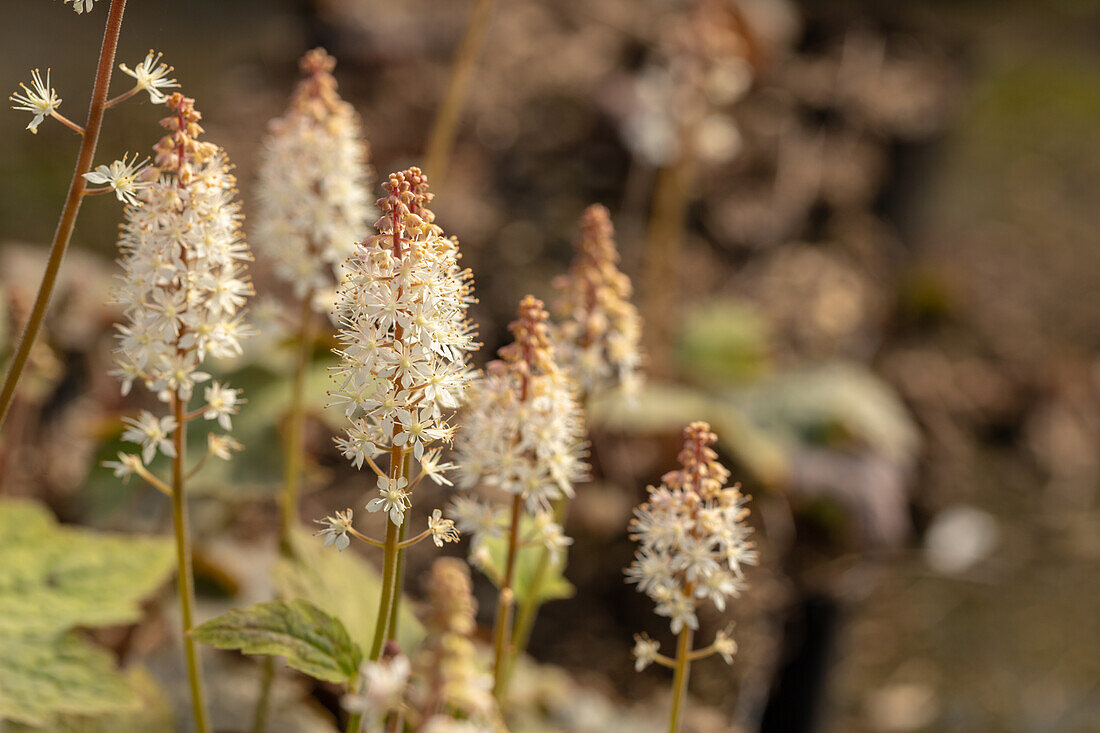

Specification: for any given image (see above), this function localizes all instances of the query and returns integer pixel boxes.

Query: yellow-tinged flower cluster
[456,297,588,512]
[322,168,477,538]
[451,296,587,576]
[626,422,757,646]
[553,205,643,397]
[109,94,252,462]
[255,48,373,309]
[413,559,499,726]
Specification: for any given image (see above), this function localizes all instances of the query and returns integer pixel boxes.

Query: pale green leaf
[479,517,576,605]
[273,528,424,656]
[192,599,362,685]
[0,499,175,636]
[677,299,773,384]
[0,632,138,726]
[2,666,173,733]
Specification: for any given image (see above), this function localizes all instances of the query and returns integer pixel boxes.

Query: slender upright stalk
[0,0,127,430]
[499,493,570,699]
[422,0,496,188]
[667,627,694,733]
[172,395,211,733]
[491,494,524,699]
[279,294,315,547]
[641,152,694,375]
[383,453,414,642]
[250,658,275,733]
[368,506,401,660]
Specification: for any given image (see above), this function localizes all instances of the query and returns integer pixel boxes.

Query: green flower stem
[172,395,211,733]
[384,453,413,643]
[491,494,524,700]
[369,515,401,660]
[253,296,317,733]
[0,0,128,431]
[250,657,275,733]
[667,627,694,733]
[385,516,408,638]
[498,494,571,698]
[279,294,315,548]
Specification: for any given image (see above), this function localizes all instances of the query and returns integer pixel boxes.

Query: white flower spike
[110,95,253,403]
[255,48,372,309]
[626,422,757,676]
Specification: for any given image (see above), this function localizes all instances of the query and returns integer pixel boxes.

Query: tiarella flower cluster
[553,204,644,397]
[626,422,757,647]
[322,167,476,534]
[344,559,499,732]
[255,48,372,310]
[452,296,587,562]
[109,93,252,460]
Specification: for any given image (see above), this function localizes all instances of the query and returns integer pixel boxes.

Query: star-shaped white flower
[201,381,240,430]
[367,476,410,525]
[119,50,179,104]
[632,634,660,672]
[10,68,61,134]
[120,411,177,464]
[102,452,142,482]
[713,626,738,665]
[83,153,151,206]
[314,509,355,551]
[426,509,459,547]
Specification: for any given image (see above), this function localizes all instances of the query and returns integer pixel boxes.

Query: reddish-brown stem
[104,85,140,108]
[50,111,86,136]
[0,0,128,431]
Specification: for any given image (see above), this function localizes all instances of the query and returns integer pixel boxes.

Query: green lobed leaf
[192,599,362,685]
[273,528,424,655]
[0,499,175,637]
[0,632,139,726]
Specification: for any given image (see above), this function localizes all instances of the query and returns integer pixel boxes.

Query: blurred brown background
[1,1,1098,731]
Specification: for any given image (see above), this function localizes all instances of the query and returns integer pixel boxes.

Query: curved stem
[280,295,315,548]
[422,0,496,188]
[491,495,524,700]
[50,111,86,136]
[667,627,694,733]
[0,0,127,431]
[172,395,211,733]
[104,85,140,109]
